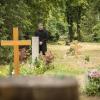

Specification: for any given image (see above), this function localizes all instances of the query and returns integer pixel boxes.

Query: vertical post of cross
[13,27,19,75]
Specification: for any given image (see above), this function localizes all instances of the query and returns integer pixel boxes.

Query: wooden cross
[0,27,31,75]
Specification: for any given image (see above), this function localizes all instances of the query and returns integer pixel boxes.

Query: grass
[0,65,9,77]
[44,63,87,76]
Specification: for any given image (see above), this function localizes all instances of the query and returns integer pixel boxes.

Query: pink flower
[88,69,100,78]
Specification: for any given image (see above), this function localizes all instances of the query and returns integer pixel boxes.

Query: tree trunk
[67,14,74,42]
[66,0,74,42]
[76,6,82,41]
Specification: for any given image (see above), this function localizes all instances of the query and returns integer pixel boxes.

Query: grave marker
[32,37,39,62]
[0,27,31,75]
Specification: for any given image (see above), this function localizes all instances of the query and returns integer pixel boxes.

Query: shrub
[85,69,100,96]
[42,51,54,65]
[81,34,93,42]
[92,23,100,42]
[20,58,54,75]
[0,30,13,64]
[0,66,9,77]
[66,40,82,56]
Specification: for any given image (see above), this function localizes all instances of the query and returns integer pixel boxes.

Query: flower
[88,69,100,78]
[42,51,54,65]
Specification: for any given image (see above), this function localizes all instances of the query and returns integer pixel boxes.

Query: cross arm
[0,40,31,46]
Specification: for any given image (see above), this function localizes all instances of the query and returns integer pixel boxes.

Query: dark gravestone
[0,76,79,100]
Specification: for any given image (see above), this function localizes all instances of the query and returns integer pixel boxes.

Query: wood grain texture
[1,40,31,46]
[13,27,19,75]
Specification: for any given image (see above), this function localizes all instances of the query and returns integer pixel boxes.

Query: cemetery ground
[0,42,100,100]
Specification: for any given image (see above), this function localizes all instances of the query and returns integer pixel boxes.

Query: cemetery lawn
[0,42,100,100]
[45,42,100,75]
[47,42,100,100]
[0,42,100,77]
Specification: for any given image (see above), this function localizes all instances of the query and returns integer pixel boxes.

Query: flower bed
[86,69,100,96]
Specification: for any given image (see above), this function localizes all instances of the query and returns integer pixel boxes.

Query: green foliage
[0,47,13,64]
[81,34,93,42]
[0,66,9,77]
[93,23,100,35]
[0,30,13,64]
[0,0,100,41]
[84,55,90,62]
[34,58,44,68]
[21,66,47,75]
[0,0,32,31]
[92,23,100,42]
[81,0,100,42]
[86,78,100,96]
[46,19,67,41]
[20,59,54,75]
[9,61,13,76]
